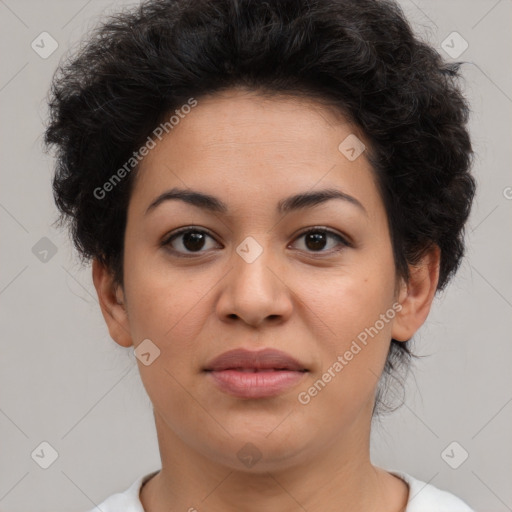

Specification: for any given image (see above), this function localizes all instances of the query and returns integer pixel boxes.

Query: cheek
[123,250,211,355]
[304,253,397,398]
[313,266,396,348]
[123,263,209,409]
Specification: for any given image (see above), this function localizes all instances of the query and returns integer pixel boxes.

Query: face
[100,88,418,472]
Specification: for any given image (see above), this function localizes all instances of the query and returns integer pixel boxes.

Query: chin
[203,423,315,473]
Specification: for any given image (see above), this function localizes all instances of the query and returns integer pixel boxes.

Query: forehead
[129,89,382,219]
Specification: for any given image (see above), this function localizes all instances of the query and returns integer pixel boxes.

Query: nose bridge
[217,234,291,325]
[233,234,277,297]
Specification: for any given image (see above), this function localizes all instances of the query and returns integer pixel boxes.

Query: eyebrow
[145,187,367,216]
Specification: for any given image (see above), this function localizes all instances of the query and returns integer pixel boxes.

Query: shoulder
[84,470,160,512]
[84,469,474,512]
[390,471,474,512]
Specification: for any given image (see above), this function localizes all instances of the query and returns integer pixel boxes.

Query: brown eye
[162,226,349,258]
[163,228,220,256]
[291,228,349,254]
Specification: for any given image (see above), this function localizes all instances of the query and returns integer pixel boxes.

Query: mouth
[203,348,308,399]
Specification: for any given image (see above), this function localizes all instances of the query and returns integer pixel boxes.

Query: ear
[91,258,133,347]
[391,245,441,342]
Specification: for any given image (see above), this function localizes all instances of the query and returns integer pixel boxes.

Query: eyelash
[161,226,351,258]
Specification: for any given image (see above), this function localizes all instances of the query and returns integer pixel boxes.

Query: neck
[140,409,408,512]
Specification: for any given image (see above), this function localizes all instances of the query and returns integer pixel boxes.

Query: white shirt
[87,469,474,511]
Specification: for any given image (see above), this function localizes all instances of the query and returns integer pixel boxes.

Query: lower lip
[206,369,307,398]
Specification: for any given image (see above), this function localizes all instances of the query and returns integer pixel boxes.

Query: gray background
[1,0,511,510]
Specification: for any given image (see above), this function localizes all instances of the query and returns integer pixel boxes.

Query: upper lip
[203,348,308,372]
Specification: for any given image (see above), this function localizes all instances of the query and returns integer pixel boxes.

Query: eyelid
[290,226,352,248]
[163,225,217,242]
[162,225,351,257]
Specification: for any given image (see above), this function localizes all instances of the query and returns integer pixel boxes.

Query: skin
[92,88,440,512]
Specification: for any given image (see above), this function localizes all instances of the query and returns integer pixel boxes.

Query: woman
[44,0,476,510]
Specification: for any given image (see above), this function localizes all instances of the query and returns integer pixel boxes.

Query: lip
[203,348,308,399]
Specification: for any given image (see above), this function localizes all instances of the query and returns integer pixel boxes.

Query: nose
[215,239,293,328]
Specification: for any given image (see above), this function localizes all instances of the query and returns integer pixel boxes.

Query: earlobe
[91,258,133,347]
[391,245,441,342]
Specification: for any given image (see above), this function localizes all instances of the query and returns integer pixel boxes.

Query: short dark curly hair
[44,0,475,414]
